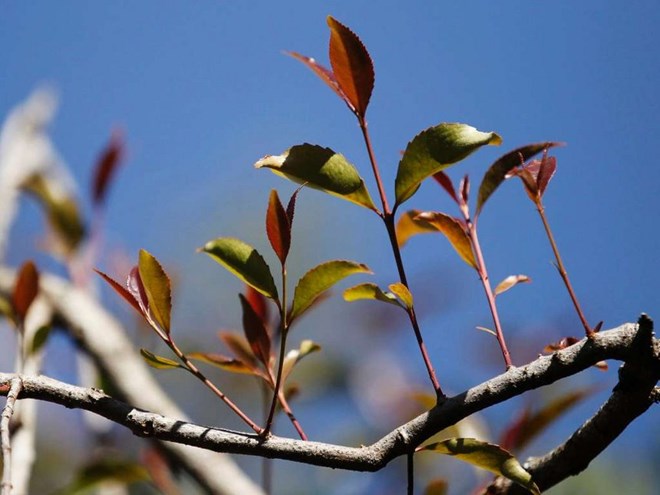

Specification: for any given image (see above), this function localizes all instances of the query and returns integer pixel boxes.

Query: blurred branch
[1,319,657,480]
[1,378,22,495]
[0,267,264,495]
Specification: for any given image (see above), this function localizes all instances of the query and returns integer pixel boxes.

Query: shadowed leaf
[286,186,302,226]
[245,286,270,329]
[343,282,403,308]
[281,340,321,382]
[476,142,561,216]
[30,325,51,354]
[12,260,39,322]
[239,293,272,367]
[327,16,374,117]
[95,269,143,316]
[287,52,347,107]
[494,275,531,296]
[219,332,259,370]
[395,209,441,248]
[255,144,376,211]
[395,123,502,206]
[138,250,172,335]
[140,349,182,370]
[420,438,539,494]
[291,260,372,322]
[188,352,260,377]
[266,189,291,264]
[416,212,477,269]
[388,282,413,309]
[201,238,278,300]
[92,131,124,207]
[432,171,459,204]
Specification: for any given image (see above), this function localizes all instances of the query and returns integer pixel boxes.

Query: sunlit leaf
[53,458,149,495]
[423,479,448,495]
[12,260,39,322]
[535,155,557,197]
[326,16,374,118]
[200,238,278,300]
[22,173,86,254]
[476,142,560,216]
[415,212,477,269]
[239,293,272,367]
[494,275,531,296]
[420,438,539,495]
[281,339,322,382]
[138,250,172,335]
[287,51,347,107]
[140,349,182,370]
[395,209,441,248]
[395,123,502,206]
[91,131,124,207]
[95,269,144,316]
[245,286,270,329]
[219,332,259,370]
[343,282,403,308]
[388,282,413,309]
[187,352,261,377]
[266,189,291,264]
[432,171,459,204]
[501,389,595,452]
[255,144,376,211]
[291,260,372,322]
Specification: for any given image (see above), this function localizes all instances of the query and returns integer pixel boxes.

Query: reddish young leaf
[127,266,149,314]
[138,250,172,335]
[286,186,302,226]
[92,130,124,207]
[187,352,263,378]
[239,294,272,368]
[245,285,271,330]
[432,171,459,205]
[266,189,291,264]
[218,332,259,370]
[516,167,539,200]
[459,175,470,204]
[12,260,39,323]
[287,51,349,106]
[536,155,557,197]
[95,268,143,316]
[326,16,375,117]
[543,336,579,352]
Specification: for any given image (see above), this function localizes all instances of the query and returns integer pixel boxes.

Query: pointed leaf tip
[201,238,278,301]
[138,250,172,334]
[415,212,477,269]
[326,16,374,117]
[395,123,502,206]
[291,260,371,321]
[343,282,404,309]
[266,189,291,264]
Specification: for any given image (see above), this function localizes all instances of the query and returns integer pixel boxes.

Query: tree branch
[1,319,657,479]
[1,377,22,495]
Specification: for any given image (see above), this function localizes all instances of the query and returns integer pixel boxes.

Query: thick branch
[1,320,657,474]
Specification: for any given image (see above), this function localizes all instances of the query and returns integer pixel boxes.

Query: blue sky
[2,2,659,493]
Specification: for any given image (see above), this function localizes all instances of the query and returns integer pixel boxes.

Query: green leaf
[388,282,413,309]
[140,349,182,370]
[281,339,322,382]
[255,144,377,211]
[494,275,531,296]
[30,325,52,354]
[200,238,278,300]
[475,142,561,217]
[327,16,375,117]
[395,123,502,206]
[12,260,39,323]
[415,212,477,269]
[266,189,291,264]
[0,296,15,325]
[343,282,403,308]
[291,260,372,322]
[420,438,539,495]
[138,250,172,335]
[395,209,441,248]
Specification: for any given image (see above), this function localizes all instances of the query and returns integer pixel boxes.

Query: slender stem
[358,116,444,398]
[536,201,593,337]
[276,389,307,440]
[467,219,513,369]
[407,451,414,495]
[167,340,263,434]
[1,377,22,495]
[264,265,289,437]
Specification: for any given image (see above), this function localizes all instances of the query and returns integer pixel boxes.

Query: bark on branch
[2,318,657,480]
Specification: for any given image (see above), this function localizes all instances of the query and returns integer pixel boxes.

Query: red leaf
[286,186,302,226]
[91,130,125,207]
[543,336,579,352]
[266,189,291,264]
[287,52,348,107]
[127,266,149,315]
[239,294,272,368]
[327,16,375,117]
[218,332,259,370]
[536,155,557,197]
[432,171,459,205]
[245,285,270,330]
[95,268,144,316]
[12,261,39,322]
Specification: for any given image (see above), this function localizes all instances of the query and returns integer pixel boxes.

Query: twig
[1,378,23,495]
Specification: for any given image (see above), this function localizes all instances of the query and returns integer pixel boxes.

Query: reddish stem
[536,202,593,337]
